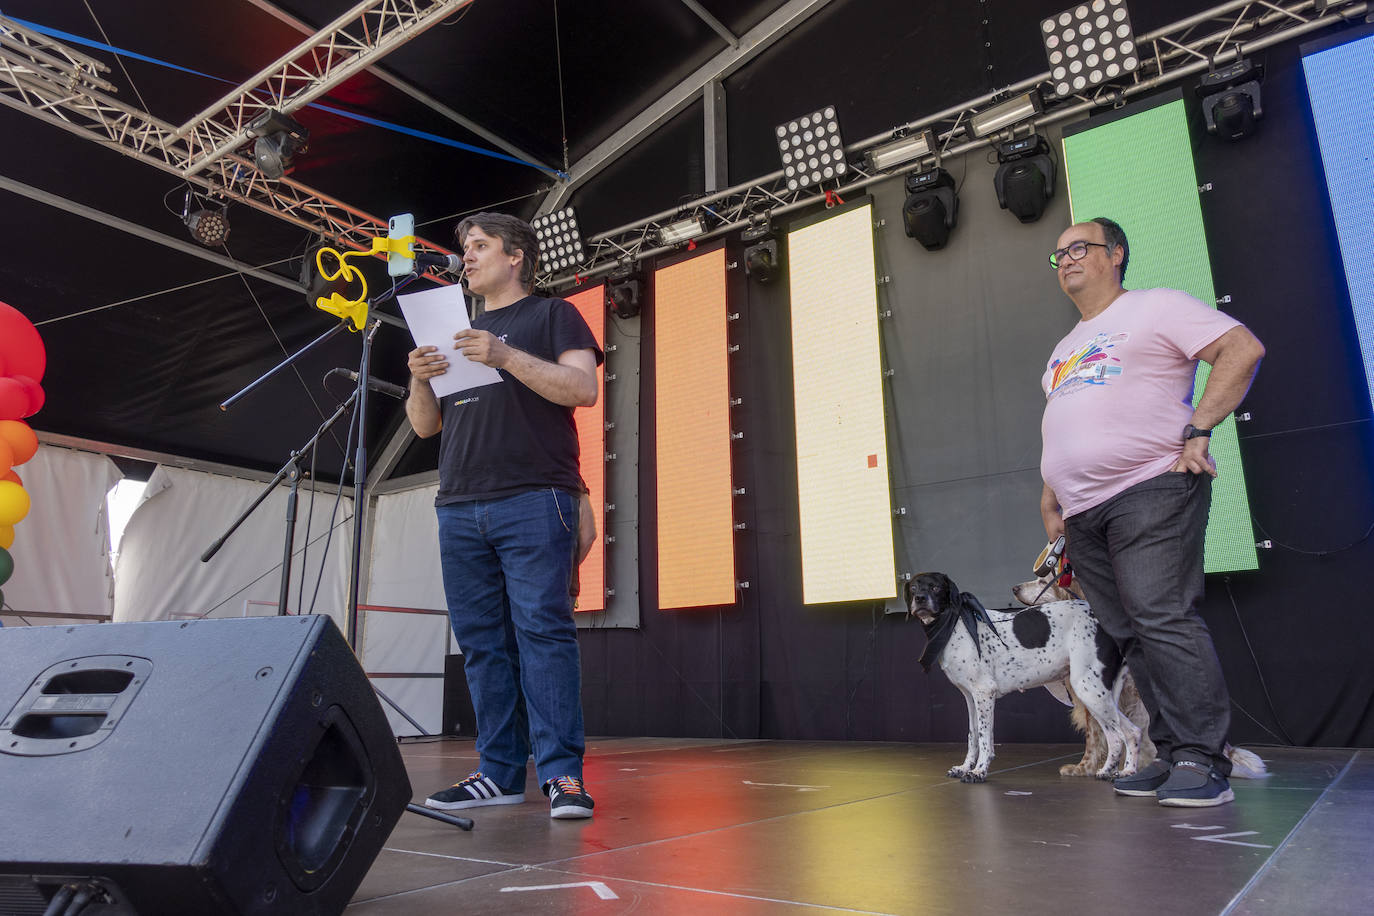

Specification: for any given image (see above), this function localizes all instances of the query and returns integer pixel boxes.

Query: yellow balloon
[0,481,28,526]
[0,524,12,549]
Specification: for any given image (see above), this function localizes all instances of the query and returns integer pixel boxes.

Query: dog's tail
[1226,744,1268,779]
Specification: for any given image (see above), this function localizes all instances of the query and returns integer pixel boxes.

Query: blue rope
[2,13,565,178]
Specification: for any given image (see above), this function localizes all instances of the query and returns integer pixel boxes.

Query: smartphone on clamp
[387,213,415,277]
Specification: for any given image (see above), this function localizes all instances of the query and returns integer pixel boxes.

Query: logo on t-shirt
[452,395,480,408]
[1046,332,1127,400]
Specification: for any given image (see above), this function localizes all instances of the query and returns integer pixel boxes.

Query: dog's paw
[1059,764,1091,777]
[960,770,988,783]
[947,765,969,779]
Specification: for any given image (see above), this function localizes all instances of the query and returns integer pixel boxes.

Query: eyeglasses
[1048,241,1111,269]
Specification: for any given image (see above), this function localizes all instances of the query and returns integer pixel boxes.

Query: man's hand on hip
[1173,438,1218,476]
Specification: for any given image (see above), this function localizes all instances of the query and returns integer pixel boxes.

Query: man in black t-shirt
[406,212,602,820]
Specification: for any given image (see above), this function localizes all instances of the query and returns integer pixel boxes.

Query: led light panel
[531,207,585,275]
[775,106,848,192]
[1043,0,1139,99]
[654,248,737,609]
[1303,31,1374,415]
[787,201,896,604]
[1062,93,1258,571]
[566,285,606,612]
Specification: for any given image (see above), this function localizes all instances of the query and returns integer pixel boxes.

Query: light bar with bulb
[657,215,705,246]
[775,105,848,191]
[531,207,585,275]
[862,128,936,172]
[1042,0,1140,99]
[970,91,1044,138]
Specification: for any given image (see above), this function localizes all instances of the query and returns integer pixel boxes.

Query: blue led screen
[1303,32,1374,413]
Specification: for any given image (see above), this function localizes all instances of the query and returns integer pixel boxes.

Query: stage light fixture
[1041,0,1140,99]
[531,207,586,274]
[1197,58,1264,141]
[970,92,1044,138]
[606,265,643,319]
[657,215,705,247]
[246,109,309,180]
[862,128,936,172]
[775,105,848,191]
[741,222,781,286]
[994,134,1057,223]
[182,190,231,247]
[902,168,959,251]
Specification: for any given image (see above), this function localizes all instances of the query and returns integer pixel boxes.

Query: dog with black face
[907,572,1141,783]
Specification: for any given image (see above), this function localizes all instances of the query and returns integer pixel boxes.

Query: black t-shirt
[435,295,603,503]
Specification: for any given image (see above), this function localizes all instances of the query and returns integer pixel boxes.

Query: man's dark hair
[1091,216,1129,284]
[455,212,540,290]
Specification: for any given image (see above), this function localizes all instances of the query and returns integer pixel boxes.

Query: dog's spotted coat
[907,572,1141,783]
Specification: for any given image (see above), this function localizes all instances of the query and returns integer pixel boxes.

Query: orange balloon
[0,524,13,550]
[0,480,29,526]
[0,436,12,477]
[0,420,37,465]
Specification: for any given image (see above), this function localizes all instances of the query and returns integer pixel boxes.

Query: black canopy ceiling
[0,0,1214,480]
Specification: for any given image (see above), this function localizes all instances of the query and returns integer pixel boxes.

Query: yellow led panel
[566,285,606,612]
[787,202,896,604]
[654,247,737,609]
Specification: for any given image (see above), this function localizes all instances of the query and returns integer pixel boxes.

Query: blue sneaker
[1156,760,1234,807]
[545,775,594,819]
[424,771,525,810]
[1112,758,1171,796]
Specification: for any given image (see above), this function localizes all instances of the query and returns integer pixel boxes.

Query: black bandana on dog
[918,583,1002,673]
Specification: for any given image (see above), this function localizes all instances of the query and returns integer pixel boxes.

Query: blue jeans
[437,488,584,791]
[1066,471,1233,776]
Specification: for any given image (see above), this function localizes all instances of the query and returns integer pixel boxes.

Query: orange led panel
[787,202,896,604]
[654,247,736,609]
[566,284,606,612]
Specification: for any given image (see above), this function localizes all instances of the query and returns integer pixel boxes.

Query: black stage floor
[348,738,1372,915]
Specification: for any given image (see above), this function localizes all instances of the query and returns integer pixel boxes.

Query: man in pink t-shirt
[1039,218,1264,808]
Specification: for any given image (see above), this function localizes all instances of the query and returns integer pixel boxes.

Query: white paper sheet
[397,285,503,397]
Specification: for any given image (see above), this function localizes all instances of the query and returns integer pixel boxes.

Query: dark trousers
[1066,471,1232,776]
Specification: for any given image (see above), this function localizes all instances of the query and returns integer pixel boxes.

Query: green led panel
[1062,93,1258,572]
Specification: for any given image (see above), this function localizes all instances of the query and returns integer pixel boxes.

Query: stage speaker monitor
[0,615,411,915]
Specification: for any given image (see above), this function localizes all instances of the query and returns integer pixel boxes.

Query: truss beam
[175,0,473,177]
[544,0,1366,289]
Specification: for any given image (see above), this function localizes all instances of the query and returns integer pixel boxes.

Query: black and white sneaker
[424,771,525,811]
[545,775,594,819]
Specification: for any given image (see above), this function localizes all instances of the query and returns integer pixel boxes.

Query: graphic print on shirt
[1046,332,1128,401]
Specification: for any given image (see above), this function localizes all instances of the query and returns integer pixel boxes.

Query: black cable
[308,394,358,616]
[1251,515,1374,557]
[1223,575,1296,746]
[62,884,97,916]
[41,885,74,916]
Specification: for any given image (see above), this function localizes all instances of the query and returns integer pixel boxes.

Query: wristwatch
[1183,424,1213,440]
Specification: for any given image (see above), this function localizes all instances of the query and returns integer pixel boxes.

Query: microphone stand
[205,294,474,832]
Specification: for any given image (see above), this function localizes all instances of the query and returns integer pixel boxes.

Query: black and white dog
[906,572,1141,783]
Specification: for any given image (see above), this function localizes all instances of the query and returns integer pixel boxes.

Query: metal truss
[545,0,1368,290]
[0,10,458,257]
[175,0,472,177]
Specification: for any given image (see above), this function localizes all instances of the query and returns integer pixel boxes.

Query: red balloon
[0,379,25,421]
[2,469,19,486]
[10,375,43,417]
[0,301,45,383]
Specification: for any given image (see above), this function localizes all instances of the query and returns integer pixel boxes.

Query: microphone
[325,367,407,400]
[414,251,463,273]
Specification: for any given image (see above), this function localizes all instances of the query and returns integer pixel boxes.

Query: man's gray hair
[1091,217,1129,284]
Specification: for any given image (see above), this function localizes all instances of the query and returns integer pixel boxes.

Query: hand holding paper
[398,285,503,397]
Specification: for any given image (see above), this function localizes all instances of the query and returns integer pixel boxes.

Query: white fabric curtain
[113,465,352,631]
[1,444,119,620]
[364,484,451,736]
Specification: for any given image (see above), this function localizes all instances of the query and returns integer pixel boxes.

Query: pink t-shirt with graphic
[1040,288,1241,518]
